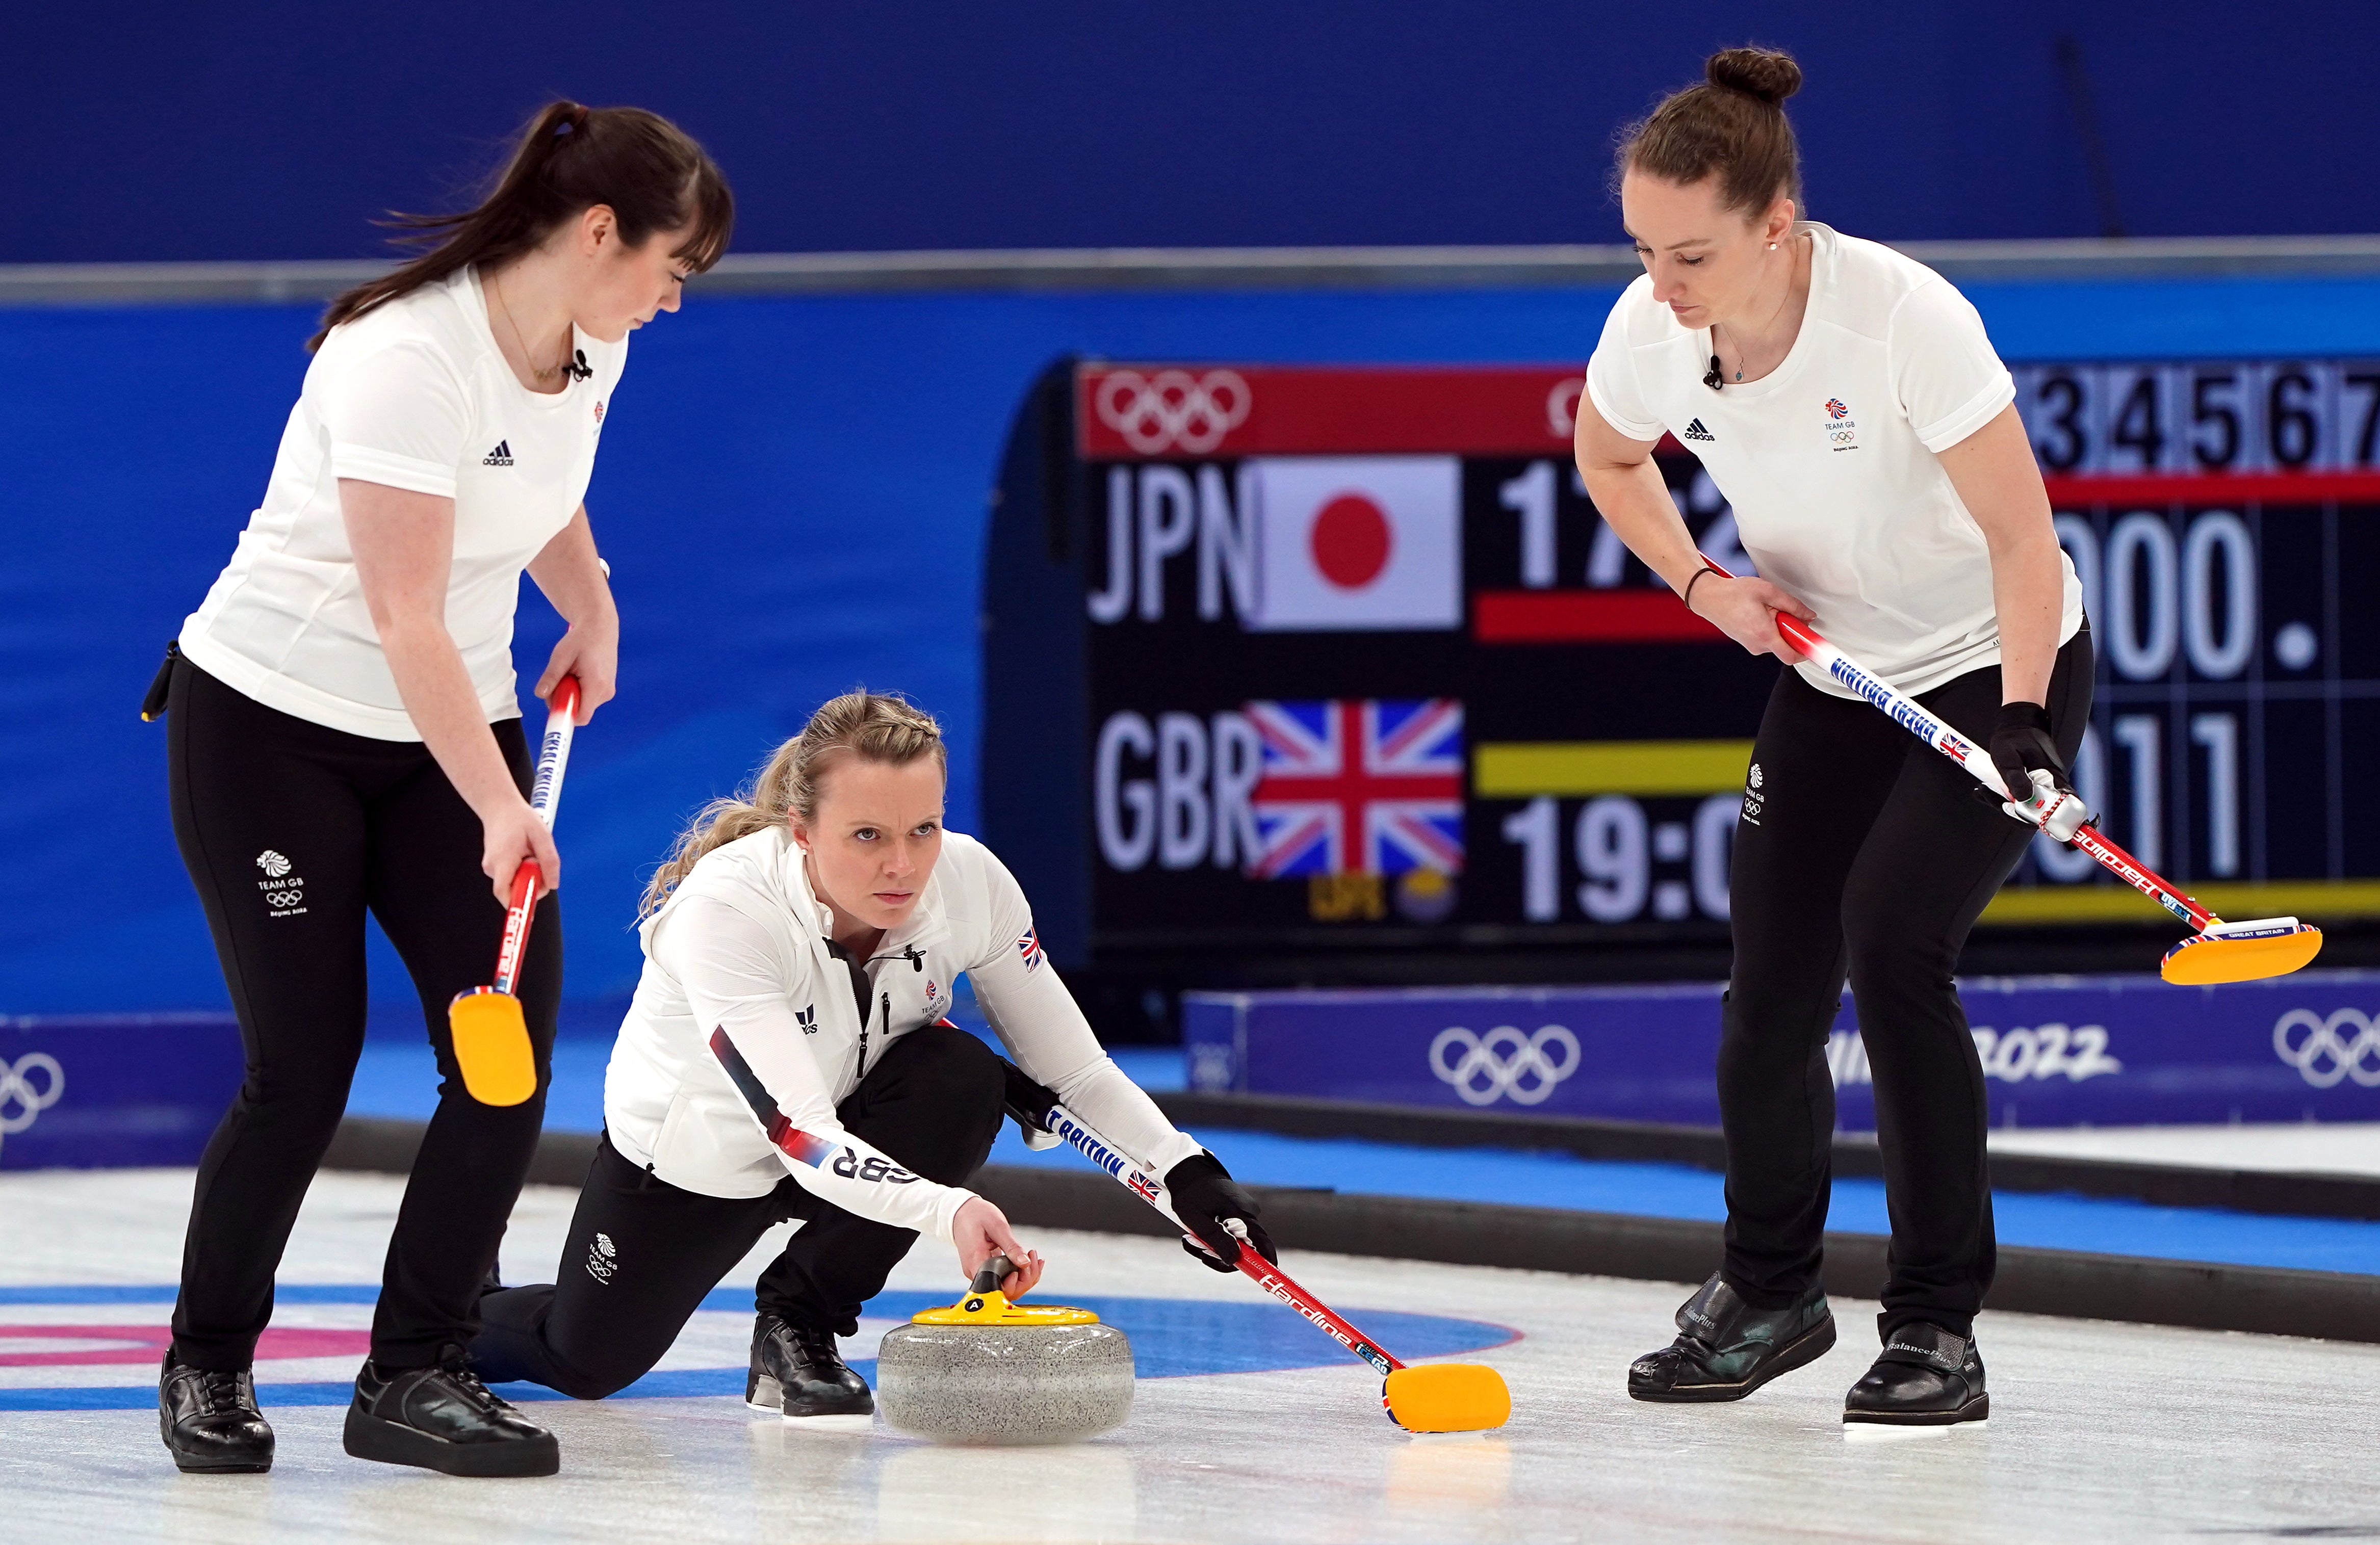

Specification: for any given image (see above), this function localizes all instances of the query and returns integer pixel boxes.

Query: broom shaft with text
[493,681,579,990]
[1042,1103,1399,1374]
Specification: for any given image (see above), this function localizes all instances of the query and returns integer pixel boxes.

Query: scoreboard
[979,357,2380,984]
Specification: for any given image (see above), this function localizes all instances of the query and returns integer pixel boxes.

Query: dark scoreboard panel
[979,359,2380,972]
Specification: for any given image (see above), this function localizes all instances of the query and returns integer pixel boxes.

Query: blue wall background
[10,276,2380,1018]
[7,2,2380,261]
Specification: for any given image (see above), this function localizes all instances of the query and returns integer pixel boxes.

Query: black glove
[1981,701,2092,842]
[997,1057,1060,1148]
[1164,1151,1276,1273]
[1988,700,2069,803]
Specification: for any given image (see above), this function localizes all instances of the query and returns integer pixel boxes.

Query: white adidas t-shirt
[179,266,626,740]
[1585,222,2081,699]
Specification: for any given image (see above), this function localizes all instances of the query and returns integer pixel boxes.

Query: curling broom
[448,675,580,1105]
[1700,556,2321,985]
[1024,1095,1511,1433]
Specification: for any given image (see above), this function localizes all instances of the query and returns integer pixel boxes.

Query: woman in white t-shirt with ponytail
[1575,48,2088,1429]
[151,101,731,1479]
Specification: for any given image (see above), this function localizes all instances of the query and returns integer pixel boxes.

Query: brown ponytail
[1616,46,1805,218]
[308,100,734,351]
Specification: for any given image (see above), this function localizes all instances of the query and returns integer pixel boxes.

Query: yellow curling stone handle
[912,1252,1099,1327]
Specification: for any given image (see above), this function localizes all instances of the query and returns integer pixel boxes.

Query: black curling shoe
[1844,1322,1988,1426]
[1628,1273,1837,1402]
[159,1352,274,1473]
[343,1348,560,1476]
[746,1312,873,1426]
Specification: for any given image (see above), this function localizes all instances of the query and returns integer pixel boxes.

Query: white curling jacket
[603,826,1202,1249]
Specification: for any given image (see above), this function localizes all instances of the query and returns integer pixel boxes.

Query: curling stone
[875,1255,1133,1445]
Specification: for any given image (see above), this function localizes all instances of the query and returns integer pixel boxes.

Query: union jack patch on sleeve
[1017,928,1044,972]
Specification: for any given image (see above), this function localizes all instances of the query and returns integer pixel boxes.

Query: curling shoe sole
[1842,1391,1990,1427]
[163,1434,273,1474]
[166,1449,273,1474]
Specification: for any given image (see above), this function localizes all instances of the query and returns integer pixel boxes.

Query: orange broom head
[448,987,537,1106]
[1383,1363,1511,1433]
[2160,918,2324,986]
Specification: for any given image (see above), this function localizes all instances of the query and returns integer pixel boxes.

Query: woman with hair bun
[153,101,731,1476]
[469,692,1274,1431]
[1577,46,2088,1428]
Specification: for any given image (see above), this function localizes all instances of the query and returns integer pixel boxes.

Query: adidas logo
[1682,418,1716,442]
[482,440,514,467]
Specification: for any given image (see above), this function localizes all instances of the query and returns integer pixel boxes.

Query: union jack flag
[1016,927,1044,972]
[1244,698,1464,878]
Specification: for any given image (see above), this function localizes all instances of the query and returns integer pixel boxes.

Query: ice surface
[4,1167,2377,1543]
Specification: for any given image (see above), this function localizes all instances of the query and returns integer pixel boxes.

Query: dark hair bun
[1706,46,1802,107]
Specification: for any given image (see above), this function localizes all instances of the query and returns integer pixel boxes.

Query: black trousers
[471,1025,1004,1400]
[165,655,560,1370]
[1719,627,2092,1341]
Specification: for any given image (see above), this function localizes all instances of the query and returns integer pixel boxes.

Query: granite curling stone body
[875,1256,1133,1444]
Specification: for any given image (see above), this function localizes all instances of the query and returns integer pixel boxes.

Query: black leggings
[1719,628,2092,1341]
[165,655,559,1370]
[471,1025,1004,1399]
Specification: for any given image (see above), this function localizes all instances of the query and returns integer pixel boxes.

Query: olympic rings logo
[1093,370,1251,454]
[2273,1008,2380,1088]
[1545,377,1585,439]
[1829,429,1855,443]
[1429,1024,1581,1107]
[0,1052,65,1139]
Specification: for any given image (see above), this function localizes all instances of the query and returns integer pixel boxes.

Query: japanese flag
[1244,456,1462,631]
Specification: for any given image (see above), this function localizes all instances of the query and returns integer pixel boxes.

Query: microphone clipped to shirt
[565,349,593,383]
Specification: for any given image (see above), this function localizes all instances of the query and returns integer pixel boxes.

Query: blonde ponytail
[638,691,946,918]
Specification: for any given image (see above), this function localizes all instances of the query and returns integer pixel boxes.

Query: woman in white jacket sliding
[472,691,1272,1424]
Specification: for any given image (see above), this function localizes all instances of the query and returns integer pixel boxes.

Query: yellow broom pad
[2161,923,2324,985]
[1383,1363,1511,1433]
[448,988,537,1106]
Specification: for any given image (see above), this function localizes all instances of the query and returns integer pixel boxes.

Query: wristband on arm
[1681,564,1721,612]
